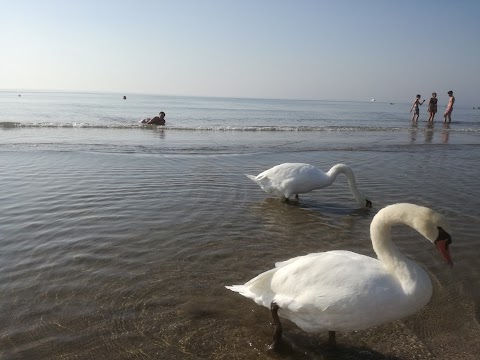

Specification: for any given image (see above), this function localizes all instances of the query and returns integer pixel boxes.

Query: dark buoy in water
[123,95,127,100]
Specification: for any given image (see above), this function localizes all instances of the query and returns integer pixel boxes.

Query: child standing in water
[428,92,438,122]
[410,94,425,122]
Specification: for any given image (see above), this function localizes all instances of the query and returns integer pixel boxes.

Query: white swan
[226,203,453,350]
[245,163,372,208]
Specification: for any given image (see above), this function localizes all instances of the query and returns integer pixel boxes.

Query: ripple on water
[0,146,479,359]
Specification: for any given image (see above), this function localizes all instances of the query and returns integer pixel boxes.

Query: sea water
[0,91,479,359]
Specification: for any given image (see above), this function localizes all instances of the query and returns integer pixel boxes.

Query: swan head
[407,204,453,267]
[355,196,372,208]
[375,203,453,267]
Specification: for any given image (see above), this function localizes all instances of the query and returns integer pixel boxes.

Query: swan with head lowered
[226,203,453,351]
[245,163,372,207]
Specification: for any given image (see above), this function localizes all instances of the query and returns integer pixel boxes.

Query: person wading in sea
[444,91,455,123]
[410,94,425,122]
[428,92,438,122]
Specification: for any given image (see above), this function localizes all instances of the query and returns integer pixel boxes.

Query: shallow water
[1,139,479,359]
[0,93,479,359]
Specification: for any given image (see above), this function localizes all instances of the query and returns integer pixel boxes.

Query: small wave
[0,122,23,128]
[165,125,408,132]
[1,121,479,133]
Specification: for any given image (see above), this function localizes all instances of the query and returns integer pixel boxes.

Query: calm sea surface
[1,92,479,359]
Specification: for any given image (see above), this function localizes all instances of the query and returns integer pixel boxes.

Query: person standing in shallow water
[444,91,455,123]
[141,111,166,125]
[410,94,425,122]
[428,92,438,122]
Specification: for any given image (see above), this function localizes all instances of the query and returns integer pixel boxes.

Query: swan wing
[247,163,330,197]
[271,251,392,308]
[228,251,400,308]
[227,250,420,332]
[272,251,406,331]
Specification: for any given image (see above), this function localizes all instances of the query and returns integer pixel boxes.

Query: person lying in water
[140,111,166,125]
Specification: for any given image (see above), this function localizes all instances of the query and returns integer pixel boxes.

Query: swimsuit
[428,98,437,113]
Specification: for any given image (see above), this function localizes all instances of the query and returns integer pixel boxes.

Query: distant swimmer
[444,91,455,123]
[123,95,127,100]
[140,111,166,125]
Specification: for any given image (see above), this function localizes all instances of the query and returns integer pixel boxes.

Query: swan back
[246,163,331,198]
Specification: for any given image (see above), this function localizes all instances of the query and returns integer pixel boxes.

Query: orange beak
[435,239,453,267]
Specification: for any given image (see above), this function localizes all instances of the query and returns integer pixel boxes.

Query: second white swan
[245,163,372,207]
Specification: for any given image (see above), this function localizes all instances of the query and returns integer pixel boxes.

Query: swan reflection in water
[250,197,369,236]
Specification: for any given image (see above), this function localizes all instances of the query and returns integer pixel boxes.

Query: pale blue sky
[1,0,479,105]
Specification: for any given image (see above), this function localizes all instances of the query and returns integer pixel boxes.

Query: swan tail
[246,173,285,198]
[225,285,267,305]
[226,268,277,307]
[225,285,247,294]
[245,174,258,182]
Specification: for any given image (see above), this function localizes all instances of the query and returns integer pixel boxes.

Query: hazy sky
[1,0,479,105]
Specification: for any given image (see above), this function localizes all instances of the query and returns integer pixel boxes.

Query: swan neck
[327,164,365,205]
[370,205,428,294]
[370,219,406,266]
